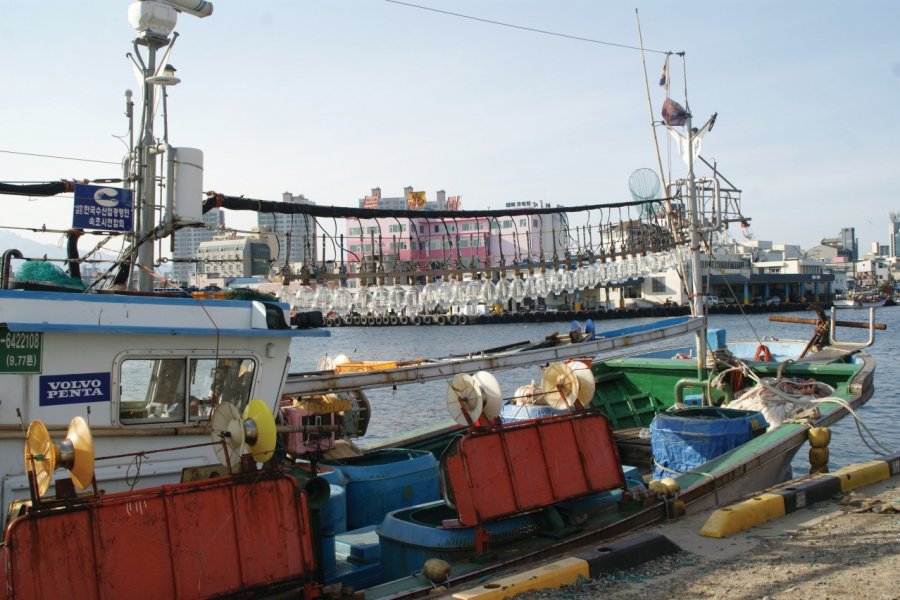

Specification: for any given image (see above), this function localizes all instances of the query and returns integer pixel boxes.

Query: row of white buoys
[445,372,503,425]
[540,360,595,409]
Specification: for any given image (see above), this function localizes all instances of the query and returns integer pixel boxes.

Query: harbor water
[288,308,899,473]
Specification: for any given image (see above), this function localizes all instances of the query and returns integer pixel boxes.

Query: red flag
[662,97,689,127]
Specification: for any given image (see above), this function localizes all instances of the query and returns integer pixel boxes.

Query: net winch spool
[316,354,335,371]
[473,371,502,420]
[209,399,278,469]
[567,360,596,406]
[541,362,579,410]
[210,402,244,470]
[445,373,483,426]
[243,398,277,463]
[23,416,95,497]
[65,416,95,489]
[24,420,56,497]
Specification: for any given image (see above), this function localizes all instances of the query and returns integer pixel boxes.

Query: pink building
[344,189,564,284]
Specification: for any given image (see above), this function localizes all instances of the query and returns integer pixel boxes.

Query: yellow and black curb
[699,453,900,538]
[452,532,681,599]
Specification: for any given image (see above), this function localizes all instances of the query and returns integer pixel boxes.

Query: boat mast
[685,110,708,378]
[127,0,213,292]
[135,37,162,293]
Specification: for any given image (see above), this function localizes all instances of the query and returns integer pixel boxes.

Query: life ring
[389,315,399,326]
[435,314,448,325]
[447,313,459,325]
[412,315,423,325]
[398,315,410,326]
[754,344,773,362]
[457,314,469,325]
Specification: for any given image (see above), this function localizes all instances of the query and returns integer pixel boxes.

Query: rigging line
[0,149,122,166]
[384,0,671,55]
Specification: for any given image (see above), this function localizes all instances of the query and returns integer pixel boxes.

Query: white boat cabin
[0,289,326,523]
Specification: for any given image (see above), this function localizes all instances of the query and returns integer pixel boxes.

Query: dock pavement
[449,456,900,600]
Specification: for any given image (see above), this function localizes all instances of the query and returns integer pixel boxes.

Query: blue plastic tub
[378,482,638,581]
[323,449,440,530]
[650,407,768,480]
[499,402,568,423]
[321,532,337,576]
[320,483,347,535]
[378,500,542,581]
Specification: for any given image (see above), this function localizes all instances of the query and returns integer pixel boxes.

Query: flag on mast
[659,55,670,91]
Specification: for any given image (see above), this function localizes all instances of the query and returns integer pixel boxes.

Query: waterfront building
[889,212,900,259]
[194,233,274,288]
[344,187,566,288]
[633,239,835,306]
[171,208,224,285]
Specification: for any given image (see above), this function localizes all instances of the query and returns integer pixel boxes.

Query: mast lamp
[128,1,213,39]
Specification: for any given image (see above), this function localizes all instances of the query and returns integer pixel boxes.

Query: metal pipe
[1,249,23,289]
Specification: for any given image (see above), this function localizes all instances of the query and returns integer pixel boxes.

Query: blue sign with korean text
[39,372,111,406]
[73,184,133,232]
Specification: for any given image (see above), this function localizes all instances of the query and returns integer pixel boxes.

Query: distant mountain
[0,230,68,259]
[0,230,118,262]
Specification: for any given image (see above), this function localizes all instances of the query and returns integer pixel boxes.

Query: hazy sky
[2,1,898,256]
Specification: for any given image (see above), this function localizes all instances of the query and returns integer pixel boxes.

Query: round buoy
[808,427,831,448]
[660,477,681,498]
[423,558,451,584]
[648,480,667,498]
[809,446,829,469]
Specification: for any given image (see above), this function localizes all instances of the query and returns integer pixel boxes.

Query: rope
[711,355,895,457]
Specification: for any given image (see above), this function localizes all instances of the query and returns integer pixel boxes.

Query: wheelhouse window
[119,357,256,425]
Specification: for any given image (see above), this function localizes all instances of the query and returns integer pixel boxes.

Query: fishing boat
[833,296,887,309]
[0,3,884,600]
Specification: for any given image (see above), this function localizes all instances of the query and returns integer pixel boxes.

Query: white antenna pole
[136,40,161,293]
[685,113,708,378]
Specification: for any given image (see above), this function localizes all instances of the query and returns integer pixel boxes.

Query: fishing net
[227,288,277,302]
[15,261,85,290]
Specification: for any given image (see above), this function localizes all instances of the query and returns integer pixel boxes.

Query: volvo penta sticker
[40,372,111,406]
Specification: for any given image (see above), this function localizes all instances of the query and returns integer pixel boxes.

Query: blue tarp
[650,407,768,480]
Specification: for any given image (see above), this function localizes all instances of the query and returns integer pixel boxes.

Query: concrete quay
[450,457,900,600]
